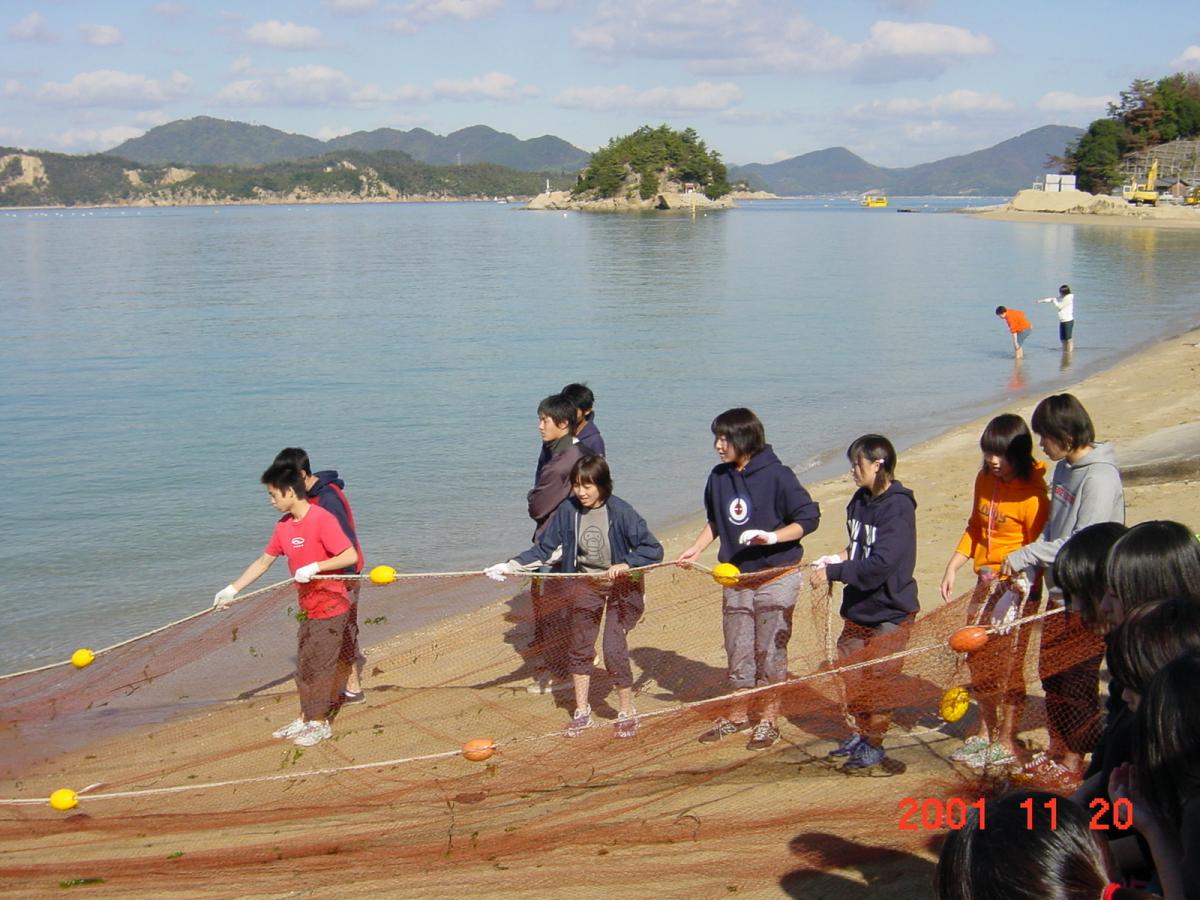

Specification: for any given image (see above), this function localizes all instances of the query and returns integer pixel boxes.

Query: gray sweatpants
[722,570,802,689]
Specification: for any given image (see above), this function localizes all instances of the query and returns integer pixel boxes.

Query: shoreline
[4,327,1198,897]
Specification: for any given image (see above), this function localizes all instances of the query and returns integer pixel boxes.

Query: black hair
[1029,394,1095,452]
[1052,522,1128,629]
[561,383,595,414]
[537,393,577,433]
[847,434,896,494]
[710,408,765,461]
[1134,648,1200,836]
[571,454,612,502]
[934,790,1116,900]
[1105,520,1200,623]
[1107,596,1200,697]
[261,462,308,499]
[273,447,312,477]
[979,414,1036,482]
[995,306,1007,316]
[1059,284,1071,295]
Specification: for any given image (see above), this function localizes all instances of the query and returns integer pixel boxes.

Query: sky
[2,1,1199,168]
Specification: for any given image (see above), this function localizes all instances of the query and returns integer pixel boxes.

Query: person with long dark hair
[811,434,918,771]
[1111,647,1200,899]
[940,414,1049,771]
[935,789,1152,900]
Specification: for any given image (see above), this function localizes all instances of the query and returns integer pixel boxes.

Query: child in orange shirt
[940,414,1049,769]
[995,306,1032,358]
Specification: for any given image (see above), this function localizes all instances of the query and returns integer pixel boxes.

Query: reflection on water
[2,201,1199,672]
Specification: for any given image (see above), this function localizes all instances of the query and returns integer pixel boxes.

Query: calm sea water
[2,198,1198,674]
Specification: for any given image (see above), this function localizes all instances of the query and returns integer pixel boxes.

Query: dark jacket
[826,481,918,625]
[703,445,820,573]
[527,436,585,539]
[514,495,662,573]
[309,470,364,573]
[535,417,605,479]
[513,494,662,618]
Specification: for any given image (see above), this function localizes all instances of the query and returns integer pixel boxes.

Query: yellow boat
[860,195,888,208]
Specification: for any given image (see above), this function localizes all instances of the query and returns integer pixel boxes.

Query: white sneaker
[272,716,306,739]
[293,720,332,747]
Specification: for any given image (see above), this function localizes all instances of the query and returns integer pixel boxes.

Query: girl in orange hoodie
[940,414,1050,769]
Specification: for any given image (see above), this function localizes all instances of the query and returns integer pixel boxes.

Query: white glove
[484,562,514,582]
[294,562,321,584]
[738,529,777,546]
[213,585,237,609]
[811,554,843,569]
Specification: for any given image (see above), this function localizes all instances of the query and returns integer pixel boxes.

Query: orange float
[948,625,989,653]
[462,738,496,762]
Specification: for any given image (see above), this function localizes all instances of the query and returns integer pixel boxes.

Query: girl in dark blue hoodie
[811,434,918,771]
[678,408,820,752]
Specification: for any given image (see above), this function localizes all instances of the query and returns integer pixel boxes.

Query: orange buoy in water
[462,738,496,762]
[949,626,989,653]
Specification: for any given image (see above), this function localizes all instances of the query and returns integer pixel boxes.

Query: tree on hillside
[1065,72,1200,192]
[573,125,731,200]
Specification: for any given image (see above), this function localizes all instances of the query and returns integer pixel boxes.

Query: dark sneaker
[828,733,863,758]
[614,710,638,739]
[746,720,780,751]
[565,705,592,737]
[698,717,751,743]
[842,740,886,770]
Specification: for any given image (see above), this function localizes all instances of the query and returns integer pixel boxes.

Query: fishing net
[0,566,1109,896]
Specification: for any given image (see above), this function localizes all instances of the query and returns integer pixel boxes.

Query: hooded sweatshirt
[1005,442,1124,571]
[308,470,365,574]
[826,481,918,626]
[703,445,820,573]
[954,461,1049,573]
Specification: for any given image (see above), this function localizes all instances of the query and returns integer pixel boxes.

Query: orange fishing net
[0,567,1107,895]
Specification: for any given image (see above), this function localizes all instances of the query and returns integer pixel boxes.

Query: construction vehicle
[1186,185,1200,206]
[1122,158,1160,205]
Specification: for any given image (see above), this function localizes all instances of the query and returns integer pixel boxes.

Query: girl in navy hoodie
[811,434,918,771]
[678,408,820,752]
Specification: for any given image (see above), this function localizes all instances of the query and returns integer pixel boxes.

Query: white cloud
[243,20,325,50]
[4,79,22,98]
[384,18,418,33]
[850,90,1014,119]
[574,3,991,81]
[1036,91,1113,115]
[317,125,354,140]
[432,72,538,100]
[8,12,55,42]
[325,0,377,11]
[407,0,503,22]
[152,3,189,17]
[35,70,192,109]
[216,65,419,106]
[230,55,255,75]
[1172,45,1200,70]
[554,81,742,113]
[53,125,145,151]
[80,24,123,47]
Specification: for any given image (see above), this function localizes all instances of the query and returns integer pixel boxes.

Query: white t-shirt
[1039,292,1074,322]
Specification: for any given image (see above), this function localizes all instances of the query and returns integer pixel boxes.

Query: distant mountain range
[106,117,592,173]
[729,125,1083,196]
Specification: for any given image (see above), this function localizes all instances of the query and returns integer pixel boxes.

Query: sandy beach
[971,187,1200,230]
[2,319,1198,897]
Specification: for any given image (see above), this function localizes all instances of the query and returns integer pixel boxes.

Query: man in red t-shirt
[213,464,358,748]
[995,305,1033,359]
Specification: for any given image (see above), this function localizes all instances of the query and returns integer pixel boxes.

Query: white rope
[0,602,1067,808]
